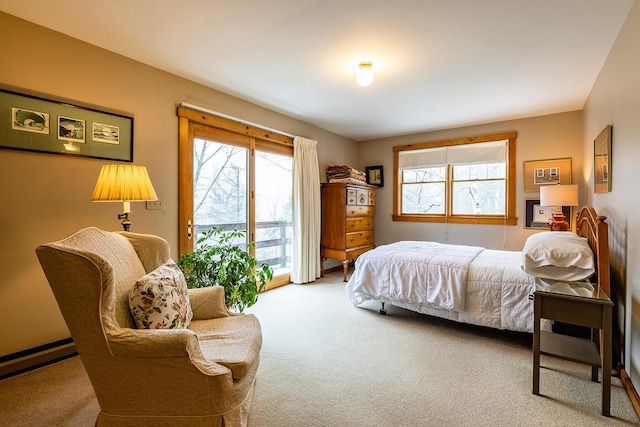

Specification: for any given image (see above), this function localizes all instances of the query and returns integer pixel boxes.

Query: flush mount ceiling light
[356,61,374,87]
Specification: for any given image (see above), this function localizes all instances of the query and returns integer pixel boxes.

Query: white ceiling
[0,1,634,141]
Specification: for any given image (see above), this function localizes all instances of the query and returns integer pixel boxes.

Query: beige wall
[583,1,640,390]
[4,6,634,389]
[358,111,583,250]
[0,12,357,356]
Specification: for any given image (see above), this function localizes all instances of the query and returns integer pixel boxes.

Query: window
[393,132,517,225]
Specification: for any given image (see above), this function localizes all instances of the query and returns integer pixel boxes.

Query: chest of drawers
[321,182,376,281]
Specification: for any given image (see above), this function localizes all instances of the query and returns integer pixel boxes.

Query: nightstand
[532,278,613,416]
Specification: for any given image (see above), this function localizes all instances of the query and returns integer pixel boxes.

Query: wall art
[594,124,612,193]
[525,199,571,230]
[1,88,133,161]
[523,157,571,192]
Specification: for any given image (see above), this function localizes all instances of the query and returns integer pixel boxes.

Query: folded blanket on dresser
[347,241,484,312]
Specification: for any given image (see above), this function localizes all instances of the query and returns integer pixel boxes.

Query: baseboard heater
[0,338,77,380]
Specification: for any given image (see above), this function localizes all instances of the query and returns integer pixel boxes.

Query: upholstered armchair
[36,227,261,427]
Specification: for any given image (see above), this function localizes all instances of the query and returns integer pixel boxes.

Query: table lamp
[91,164,158,231]
[540,184,578,231]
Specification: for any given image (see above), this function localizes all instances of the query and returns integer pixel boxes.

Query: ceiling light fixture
[356,61,374,87]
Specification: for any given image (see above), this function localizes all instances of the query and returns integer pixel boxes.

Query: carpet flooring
[1,271,638,426]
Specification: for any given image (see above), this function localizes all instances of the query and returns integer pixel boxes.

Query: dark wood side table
[532,278,613,416]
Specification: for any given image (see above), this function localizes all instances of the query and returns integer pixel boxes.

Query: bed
[345,206,610,333]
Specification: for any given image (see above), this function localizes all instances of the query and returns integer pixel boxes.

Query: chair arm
[107,328,230,376]
[108,328,196,358]
[188,286,233,319]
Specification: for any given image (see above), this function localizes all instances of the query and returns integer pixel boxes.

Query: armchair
[36,227,261,427]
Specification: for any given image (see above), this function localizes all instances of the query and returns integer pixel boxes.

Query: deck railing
[194,221,292,268]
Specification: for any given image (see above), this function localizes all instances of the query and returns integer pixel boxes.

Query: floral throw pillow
[129,261,193,329]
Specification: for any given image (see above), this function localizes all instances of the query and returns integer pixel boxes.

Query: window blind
[398,139,507,168]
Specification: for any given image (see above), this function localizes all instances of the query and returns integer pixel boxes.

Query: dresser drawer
[346,230,374,248]
[356,189,370,206]
[346,188,358,205]
[345,245,375,261]
[346,217,374,231]
[346,205,374,217]
[346,187,375,206]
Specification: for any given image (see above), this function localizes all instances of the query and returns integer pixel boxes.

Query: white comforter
[346,242,536,332]
[347,241,483,312]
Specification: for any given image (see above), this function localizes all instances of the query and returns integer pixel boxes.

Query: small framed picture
[365,165,384,187]
[594,124,612,193]
[12,107,50,134]
[93,122,120,144]
[58,116,86,143]
[523,158,572,192]
[525,199,571,230]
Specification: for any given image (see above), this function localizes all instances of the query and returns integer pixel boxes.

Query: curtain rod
[180,102,295,138]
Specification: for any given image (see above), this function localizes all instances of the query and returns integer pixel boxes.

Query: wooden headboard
[575,206,610,297]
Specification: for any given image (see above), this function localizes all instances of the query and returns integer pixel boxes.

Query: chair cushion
[189,314,262,380]
[129,261,193,329]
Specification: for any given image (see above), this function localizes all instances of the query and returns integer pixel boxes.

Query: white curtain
[292,136,321,284]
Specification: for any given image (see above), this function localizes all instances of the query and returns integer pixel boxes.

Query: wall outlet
[146,198,165,210]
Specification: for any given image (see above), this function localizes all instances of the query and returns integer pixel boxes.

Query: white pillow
[521,231,595,281]
[129,261,193,329]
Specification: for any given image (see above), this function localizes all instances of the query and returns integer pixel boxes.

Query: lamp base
[117,213,132,232]
[549,210,568,232]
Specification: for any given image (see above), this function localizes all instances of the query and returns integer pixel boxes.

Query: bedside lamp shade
[92,164,158,231]
[540,184,578,231]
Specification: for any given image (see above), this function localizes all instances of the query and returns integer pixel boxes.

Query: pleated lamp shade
[92,165,157,222]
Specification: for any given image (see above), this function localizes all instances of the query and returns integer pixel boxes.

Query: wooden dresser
[321,182,376,281]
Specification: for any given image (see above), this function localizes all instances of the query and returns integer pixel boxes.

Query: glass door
[255,148,293,279]
[180,120,293,288]
[193,137,248,243]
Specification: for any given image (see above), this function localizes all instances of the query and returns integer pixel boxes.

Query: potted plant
[178,227,273,313]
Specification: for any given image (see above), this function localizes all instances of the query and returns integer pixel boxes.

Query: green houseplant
[178,227,273,313]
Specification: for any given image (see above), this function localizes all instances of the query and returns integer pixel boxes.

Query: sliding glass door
[255,146,293,278]
[179,116,293,288]
[193,136,248,242]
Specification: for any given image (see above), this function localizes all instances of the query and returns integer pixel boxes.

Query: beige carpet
[1,271,638,426]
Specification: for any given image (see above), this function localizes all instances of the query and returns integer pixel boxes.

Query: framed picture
[1,88,133,161]
[93,122,120,144]
[11,107,49,134]
[365,165,384,187]
[594,124,612,193]
[525,199,571,230]
[523,158,572,192]
[58,116,86,143]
